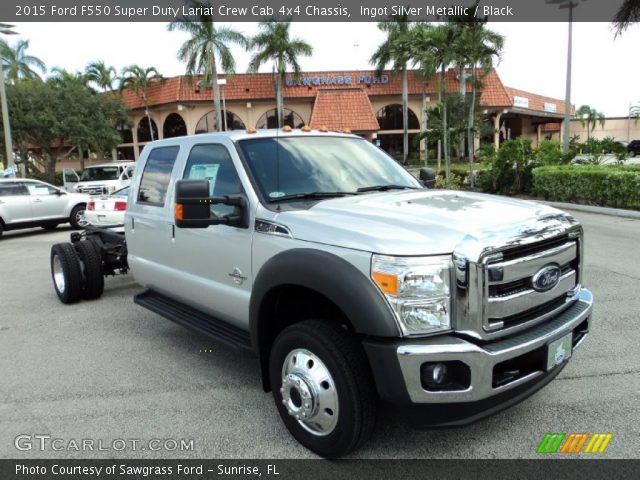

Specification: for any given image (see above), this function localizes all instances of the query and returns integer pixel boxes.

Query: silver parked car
[0,178,90,237]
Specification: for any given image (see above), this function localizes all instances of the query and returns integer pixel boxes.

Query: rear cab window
[137,146,180,207]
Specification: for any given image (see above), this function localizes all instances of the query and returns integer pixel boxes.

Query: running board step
[134,289,253,354]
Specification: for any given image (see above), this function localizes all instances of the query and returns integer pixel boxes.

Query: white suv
[0,179,90,237]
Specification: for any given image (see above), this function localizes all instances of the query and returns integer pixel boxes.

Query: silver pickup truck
[50,129,593,458]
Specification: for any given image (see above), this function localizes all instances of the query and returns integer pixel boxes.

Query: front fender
[249,248,400,351]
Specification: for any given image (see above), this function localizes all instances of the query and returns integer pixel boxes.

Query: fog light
[420,361,471,391]
[421,362,448,389]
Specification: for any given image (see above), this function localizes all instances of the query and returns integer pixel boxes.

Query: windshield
[238,136,420,201]
[80,166,120,181]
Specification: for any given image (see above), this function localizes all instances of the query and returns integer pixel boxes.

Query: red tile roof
[308,89,379,132]
[119,69,566,117]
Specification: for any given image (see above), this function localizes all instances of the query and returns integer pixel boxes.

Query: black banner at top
[1,0,631,22]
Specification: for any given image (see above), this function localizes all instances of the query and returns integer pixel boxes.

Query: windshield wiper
[356,184,418,193]
[269,191,356,203]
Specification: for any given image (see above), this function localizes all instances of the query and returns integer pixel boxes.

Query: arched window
[117,123,133,144]
[256,108,305,129]
[163,113,187,138]
[195,110,246,133]
[376,104,420,130]
[137,116,158,143]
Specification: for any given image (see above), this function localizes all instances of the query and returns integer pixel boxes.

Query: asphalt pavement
[0,210,638,459]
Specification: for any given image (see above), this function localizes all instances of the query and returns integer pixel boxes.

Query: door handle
[32,198,43,203]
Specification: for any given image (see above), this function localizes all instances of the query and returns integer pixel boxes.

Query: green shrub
[532,165,640,210]
[481,138,536,194]
[533,139,570,165]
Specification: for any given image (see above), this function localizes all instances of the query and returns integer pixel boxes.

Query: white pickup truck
[49,129,593,458]
[63,161,135,195]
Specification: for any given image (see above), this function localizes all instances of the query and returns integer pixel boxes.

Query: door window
[25,183,58,195]
[183,144,243,218]
[137,146,180,206]
[0,183,29,196]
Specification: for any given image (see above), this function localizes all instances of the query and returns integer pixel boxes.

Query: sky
[10,21,640,117]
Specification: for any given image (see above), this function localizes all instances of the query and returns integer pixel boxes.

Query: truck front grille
[483,235,581,334]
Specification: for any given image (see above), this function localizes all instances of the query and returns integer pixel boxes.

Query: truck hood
[274,190,576,255]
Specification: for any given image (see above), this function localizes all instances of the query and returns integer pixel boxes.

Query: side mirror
[419,168,437,189]
[174,179,246,229]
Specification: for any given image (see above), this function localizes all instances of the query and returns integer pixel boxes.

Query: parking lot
[0,209,639,459]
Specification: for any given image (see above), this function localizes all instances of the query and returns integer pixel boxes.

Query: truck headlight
[372,255,452,337]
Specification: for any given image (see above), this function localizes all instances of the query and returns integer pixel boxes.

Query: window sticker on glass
[269,191,286,198]
[189,164,220,195]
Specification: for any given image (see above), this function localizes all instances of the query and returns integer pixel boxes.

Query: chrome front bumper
[393,288,593,404]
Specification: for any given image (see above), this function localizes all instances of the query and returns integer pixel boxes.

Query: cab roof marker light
[246,127,257,134]
[282,125,292,132]
[301,125,312,132]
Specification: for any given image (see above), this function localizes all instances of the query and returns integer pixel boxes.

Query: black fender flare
[250,248,400,388]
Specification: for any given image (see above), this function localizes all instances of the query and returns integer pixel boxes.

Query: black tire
[42,224,59,231]
[75,240,104,300]
[69,204,87,229]
[50,243,83,304]
[269,320,377,458]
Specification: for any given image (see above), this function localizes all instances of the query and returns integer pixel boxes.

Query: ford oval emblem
[532,265,562,292]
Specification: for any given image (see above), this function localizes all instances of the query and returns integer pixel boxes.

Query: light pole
[547,1,586,154]
[628,101,640,142]
[218,78,227,131]
[0,23,18,177]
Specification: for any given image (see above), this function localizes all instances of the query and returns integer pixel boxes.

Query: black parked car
[629,140,640,157]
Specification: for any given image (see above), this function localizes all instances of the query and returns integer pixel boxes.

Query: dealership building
[100,68,573,164]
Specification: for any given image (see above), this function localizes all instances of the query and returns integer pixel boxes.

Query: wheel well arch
[69,202,86,214]
[249,248,400,391]
[255,284,354,391]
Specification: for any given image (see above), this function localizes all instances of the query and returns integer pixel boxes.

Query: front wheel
[269,320,377,458]
[69,204,88,229]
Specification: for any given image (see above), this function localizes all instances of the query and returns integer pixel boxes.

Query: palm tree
[120,65,163,141]
[168,0,247,132]
[453,16,504,186]
[371,15,414,164]
[0,39,46,83]
[412,23,457,185]
[613,0,640,36]
[576,105,606,141]
[248,21,312,128]
[50,67,88,87]
[85,61,117,92]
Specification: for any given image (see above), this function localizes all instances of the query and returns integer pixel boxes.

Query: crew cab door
[169,143,252,328]
[125,145,181,292]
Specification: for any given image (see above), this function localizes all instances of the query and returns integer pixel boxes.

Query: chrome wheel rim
[281,348,339,436]
[76,209,88,227]
[53,255,65,293]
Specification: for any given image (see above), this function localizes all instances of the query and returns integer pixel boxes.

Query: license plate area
[546,332,573,370]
